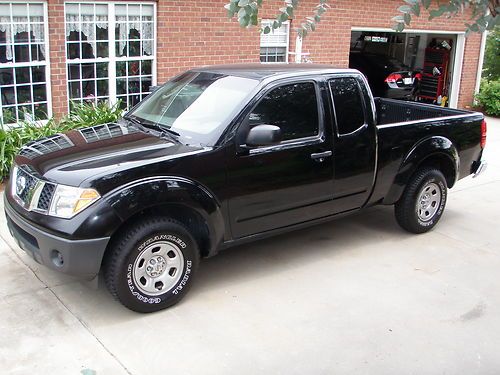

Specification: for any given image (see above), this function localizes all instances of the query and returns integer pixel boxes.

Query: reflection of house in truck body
[0,0,486,126]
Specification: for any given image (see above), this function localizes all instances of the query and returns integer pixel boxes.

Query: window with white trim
[260,20,289,63]
[65,2,155,110]
[0,2,50,125]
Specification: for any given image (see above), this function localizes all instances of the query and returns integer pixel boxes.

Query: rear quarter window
[329,77,366,135]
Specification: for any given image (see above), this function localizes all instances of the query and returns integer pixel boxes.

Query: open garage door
[349,28,465,108]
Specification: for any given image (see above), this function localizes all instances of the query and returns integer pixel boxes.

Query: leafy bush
[1,101,123,181]
[475,79,500,117]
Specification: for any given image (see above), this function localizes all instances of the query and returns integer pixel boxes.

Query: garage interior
[349,30,460,107]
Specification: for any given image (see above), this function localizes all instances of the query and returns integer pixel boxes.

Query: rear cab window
[329,77,366,135]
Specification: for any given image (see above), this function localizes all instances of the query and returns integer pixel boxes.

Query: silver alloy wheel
[132,240,184,296]
[416,182,442,222]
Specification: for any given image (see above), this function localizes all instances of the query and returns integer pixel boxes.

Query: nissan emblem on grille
[16,175,27,196]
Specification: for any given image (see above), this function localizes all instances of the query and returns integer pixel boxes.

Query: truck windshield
[127,71,259,145]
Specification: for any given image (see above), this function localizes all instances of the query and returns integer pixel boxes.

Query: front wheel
[395,168,448,234]
[103,217,199,313]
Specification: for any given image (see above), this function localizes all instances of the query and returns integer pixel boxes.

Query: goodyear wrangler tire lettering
[104,217,199,313]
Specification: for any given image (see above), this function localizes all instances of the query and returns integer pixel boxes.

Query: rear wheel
[395,168,447,234]
[104,217,199,313]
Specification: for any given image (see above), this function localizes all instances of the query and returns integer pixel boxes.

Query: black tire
[395,168,448,234]
[103,217,199,313]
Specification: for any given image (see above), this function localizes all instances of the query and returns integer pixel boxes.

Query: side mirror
[245,124,282,147]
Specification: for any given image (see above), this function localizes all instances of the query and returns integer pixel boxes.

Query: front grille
[37,183,56,211]
[16,167,38,204]
[13,166,57,214]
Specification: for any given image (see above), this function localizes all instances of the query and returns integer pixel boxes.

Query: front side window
[0,2,50,125]
[329,77,366,135]
[65,2,155,109]
[249,82,319,141]
[260,20,289,63]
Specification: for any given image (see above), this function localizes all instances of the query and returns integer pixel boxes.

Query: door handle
[311,151,332,162]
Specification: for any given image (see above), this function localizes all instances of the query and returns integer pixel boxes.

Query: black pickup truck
[4,64,487,312]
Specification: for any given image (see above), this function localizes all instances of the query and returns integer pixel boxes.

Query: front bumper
[4,198,110,279]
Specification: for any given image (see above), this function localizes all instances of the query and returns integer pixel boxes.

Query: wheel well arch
[383,150,458,205]
[104,203,212,261]
[415,152,457,188]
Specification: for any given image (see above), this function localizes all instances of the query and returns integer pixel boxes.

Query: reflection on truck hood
[14,122,208,187]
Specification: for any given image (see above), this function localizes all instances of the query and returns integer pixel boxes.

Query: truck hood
[14,123,209,187]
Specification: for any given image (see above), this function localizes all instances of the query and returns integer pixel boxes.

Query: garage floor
[1,117,499,375]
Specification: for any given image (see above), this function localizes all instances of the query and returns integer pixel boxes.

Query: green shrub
[475,79,500,117]
[1,101,123,181]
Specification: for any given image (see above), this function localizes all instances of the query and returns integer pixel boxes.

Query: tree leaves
[392,0,499,35]
[224,0,331,38]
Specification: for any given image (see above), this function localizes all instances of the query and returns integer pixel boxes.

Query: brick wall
[47,0,68,119]
[47,0,482,118]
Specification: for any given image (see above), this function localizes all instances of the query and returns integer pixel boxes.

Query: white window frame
[0,1,52,126]
[260,20,290,64]
[64,1,157,111]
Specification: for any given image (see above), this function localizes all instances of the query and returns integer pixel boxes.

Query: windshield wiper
[123,115,181,140]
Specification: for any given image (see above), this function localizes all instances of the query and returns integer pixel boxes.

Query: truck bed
[375,98,466,125]
[369,98,484,206]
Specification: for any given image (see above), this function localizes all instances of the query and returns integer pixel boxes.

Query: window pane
[1,87,15,105]
[141,60,151,75]
[12,4,28,21]
[81,41,95,59]
[82,80,95,97]
[96,62,108,78]
[116,61,126,77]
[2,107,16,123]
[68,64,80,80]
[34,103,48,120]
[33,84,47,102]
[329,78,365,135]
[15,67,30,84]
[249,83,319,141]
[14,45,29,62]
[17,86,32,104]
[128,61,140,76]
[81,63,94,79]
[31,66,45,83]
[69,81,80,98]
[96,79,108,96]
[29,4,44,18]
[0,68,14,85]
[31,44,45,61]
[67,43,80,59]
[116,78,126,95]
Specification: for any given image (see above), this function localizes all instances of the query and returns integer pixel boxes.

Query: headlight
[49,185,101,219]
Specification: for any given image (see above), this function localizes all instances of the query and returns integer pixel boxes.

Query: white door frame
[351,27,466,108]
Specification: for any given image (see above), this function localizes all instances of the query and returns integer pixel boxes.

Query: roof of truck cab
[191,63,359,81]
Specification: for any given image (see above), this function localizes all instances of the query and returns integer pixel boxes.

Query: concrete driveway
[1,117,499,375]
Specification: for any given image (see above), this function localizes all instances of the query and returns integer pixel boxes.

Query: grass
[0,101,124,181]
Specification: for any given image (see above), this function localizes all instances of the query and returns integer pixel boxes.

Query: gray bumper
[5,201,110,279]
[472,160,487,178]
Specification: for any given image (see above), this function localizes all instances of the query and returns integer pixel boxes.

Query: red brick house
[0,0,486,125]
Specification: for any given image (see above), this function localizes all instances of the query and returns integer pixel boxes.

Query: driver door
[226,80,335,239]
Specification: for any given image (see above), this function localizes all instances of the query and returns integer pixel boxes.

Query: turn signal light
[481,119,487,149]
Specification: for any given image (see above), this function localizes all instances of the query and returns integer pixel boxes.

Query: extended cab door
[327,75,377,212]
[227,79,335,238]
